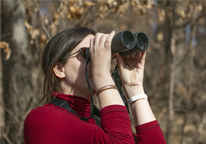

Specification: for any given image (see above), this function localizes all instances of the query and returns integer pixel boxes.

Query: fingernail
[110,30,114,34]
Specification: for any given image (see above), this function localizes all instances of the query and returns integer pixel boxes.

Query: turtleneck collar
[52,92,91,118]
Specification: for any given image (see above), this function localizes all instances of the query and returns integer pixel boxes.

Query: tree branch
[75,5,93,27]
[1,103,20,125]
[175,11,206,29]
[2,133,13,144]
[35,0,51,39]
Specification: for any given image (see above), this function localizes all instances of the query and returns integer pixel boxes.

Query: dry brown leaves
[24,20,41,44]
[0,41,11,60]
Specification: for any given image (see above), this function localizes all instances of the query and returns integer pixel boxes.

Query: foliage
[0,41,11,60]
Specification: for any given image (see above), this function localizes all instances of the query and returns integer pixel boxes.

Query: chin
[85,80,96,96]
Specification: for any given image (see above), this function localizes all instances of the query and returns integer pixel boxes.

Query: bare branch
[1,102,20,125]
[75,6,93,27]
[2,133,13,144]
[175,11,206,29]
[35,0,51,39]
[174,48,191,70]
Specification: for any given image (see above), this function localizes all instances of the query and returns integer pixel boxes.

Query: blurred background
[1,0,206,144]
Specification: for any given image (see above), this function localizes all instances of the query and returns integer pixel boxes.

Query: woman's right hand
[89,31,115,90]
[89,31,125,108]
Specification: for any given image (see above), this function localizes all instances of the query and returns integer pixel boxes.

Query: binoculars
[84,30,149,58]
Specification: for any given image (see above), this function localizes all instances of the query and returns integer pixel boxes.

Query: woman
[24,27,166,144]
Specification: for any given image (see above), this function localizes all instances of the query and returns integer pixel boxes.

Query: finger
[122,55,128,62]
[140,51,146,65]
[104,31,115,49]
[122,56,130,68]
[115,53,125,71]
[99,34,109,47]
[89,37,95,56]
[135,52,141,61]
[94,33,104,47]
[128,52,135,58]
[111,53,116,59]
[132,53,136,58]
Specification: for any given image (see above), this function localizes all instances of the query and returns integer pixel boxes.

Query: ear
[53,63,65,79]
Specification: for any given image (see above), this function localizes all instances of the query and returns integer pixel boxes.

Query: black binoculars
[84,30,149,58]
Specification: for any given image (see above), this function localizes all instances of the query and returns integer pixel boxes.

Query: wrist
[92,69,111,78]
[96,85,118,97]
[129,93,148,104]
[92,63,111,75]
[93,73,115,91]
[124,85,145,98]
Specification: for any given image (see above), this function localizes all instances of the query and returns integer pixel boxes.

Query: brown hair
[41,27,95,103]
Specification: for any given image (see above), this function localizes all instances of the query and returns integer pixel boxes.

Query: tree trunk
[164,2,175,144]
[0,1,5,143]
[180,8,196,143]
[1,0,33,143]
[167,37,175,144]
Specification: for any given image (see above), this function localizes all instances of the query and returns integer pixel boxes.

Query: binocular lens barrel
[122,31,135,49]
[83,30,149,59]
[118,32,149,56]
[111,30,135,54]
[136,33,149,51]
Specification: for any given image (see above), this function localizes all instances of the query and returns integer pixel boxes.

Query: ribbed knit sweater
[24,92,166,144]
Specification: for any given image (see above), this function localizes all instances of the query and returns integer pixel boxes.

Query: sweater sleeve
[24,104,135,144]
[135,120,166,144]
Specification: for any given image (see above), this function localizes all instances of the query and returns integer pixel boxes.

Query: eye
[80,48,89,60]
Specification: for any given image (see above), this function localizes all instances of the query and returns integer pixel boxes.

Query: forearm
[131,99,156,126]
[135,120,166,144]
[94,72,125,109]
[124,85,156,126]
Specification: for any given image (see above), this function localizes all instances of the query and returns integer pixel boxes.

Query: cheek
[65,62,87,83]
[79,65,86,79]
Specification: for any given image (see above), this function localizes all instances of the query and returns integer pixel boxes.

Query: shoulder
[24,104,81,132]
[25,103,78,123]
[24,104,82,143]
[24,104,83,143]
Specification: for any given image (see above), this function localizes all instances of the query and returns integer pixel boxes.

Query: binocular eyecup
[84,30,149,59]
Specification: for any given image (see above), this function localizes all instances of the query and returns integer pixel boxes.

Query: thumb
[114,53,125,72]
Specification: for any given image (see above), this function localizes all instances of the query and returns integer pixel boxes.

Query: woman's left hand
[115,52,146,98]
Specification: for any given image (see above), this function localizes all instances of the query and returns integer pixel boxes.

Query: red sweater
[24,93,166,144]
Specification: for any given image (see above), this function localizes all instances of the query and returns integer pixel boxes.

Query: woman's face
[60,34,95,99]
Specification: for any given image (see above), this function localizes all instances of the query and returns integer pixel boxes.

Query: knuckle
[105,38,111,43]
[96,33,103,37]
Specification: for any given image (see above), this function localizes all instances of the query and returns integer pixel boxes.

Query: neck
[60,85,92,100]
[59,79,95,100]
